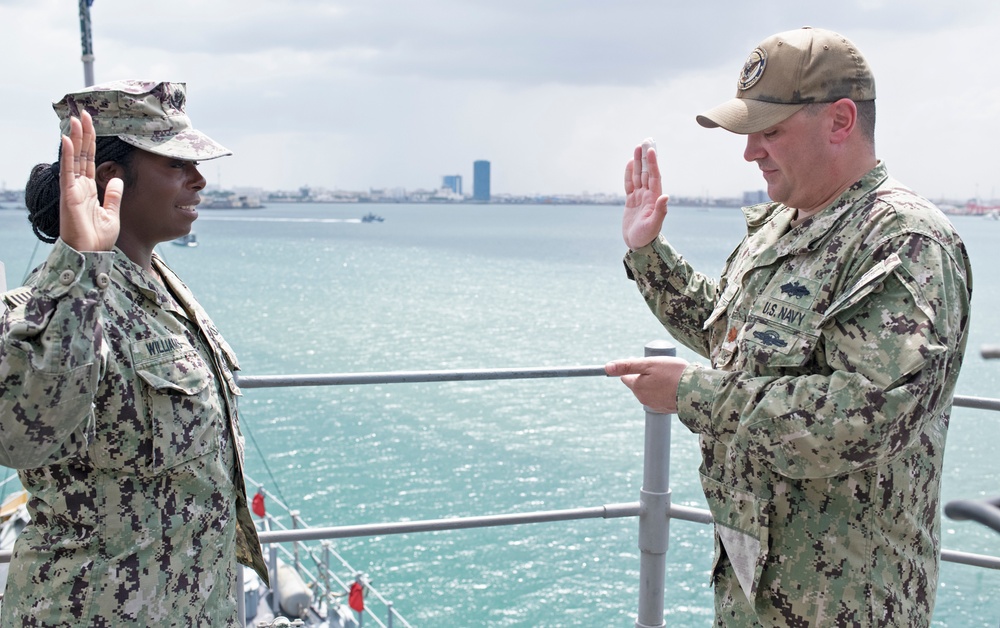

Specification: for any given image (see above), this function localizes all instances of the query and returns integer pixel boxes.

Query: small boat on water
[173,233,199,247]
[361,213,384,223]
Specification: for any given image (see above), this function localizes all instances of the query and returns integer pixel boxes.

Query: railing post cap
[981,344,1000,359]
[644,340,676,357]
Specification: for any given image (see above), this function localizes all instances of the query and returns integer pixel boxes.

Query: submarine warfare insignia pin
[780,281,810,299]
[753,329,787,347]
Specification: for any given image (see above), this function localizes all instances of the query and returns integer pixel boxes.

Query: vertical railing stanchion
[270,543,281,615]
[355,573,364,627]
[322,541,332,603]
[291,510,301,573]
[236,564,245,626]
[635,340,675,628]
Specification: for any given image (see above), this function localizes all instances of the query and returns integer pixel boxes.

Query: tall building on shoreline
[442,175,462,195]
[473,160,490,202]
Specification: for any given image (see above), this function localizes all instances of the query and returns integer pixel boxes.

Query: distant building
[742,190,769,205]
[442,175,462,196]
[473,160,491,201]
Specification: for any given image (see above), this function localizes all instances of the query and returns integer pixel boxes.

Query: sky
[1,0,998,200]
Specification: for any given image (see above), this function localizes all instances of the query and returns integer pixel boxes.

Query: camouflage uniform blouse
[625,163,972,626]
[0,240,267,627]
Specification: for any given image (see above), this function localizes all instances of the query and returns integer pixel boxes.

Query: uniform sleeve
[0,239,114,469]
[624,235,720,359]
[675,232,972,479]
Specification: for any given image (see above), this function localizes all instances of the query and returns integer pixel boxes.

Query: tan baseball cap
[696,27,875,135]
[52,80,231,161]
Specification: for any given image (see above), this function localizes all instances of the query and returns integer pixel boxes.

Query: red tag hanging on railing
[251,491,265,518]
[349,581,365,612]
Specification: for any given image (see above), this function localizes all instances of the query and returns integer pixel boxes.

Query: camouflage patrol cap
[52,80,231,161]
[696,27,876,135]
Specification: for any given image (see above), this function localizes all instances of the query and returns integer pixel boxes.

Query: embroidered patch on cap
[738,47,767,91]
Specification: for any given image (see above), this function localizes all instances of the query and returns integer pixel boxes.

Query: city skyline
[2,172,995,211]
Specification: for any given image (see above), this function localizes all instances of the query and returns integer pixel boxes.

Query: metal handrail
[254,502,715,546]
[234,365,609,388]
[944,497,1000,535]
[952,395,1000,411]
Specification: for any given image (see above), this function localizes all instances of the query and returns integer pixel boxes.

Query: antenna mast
[78,0,95,86]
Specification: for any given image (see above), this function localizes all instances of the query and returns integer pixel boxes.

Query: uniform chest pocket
[134,338,224,477]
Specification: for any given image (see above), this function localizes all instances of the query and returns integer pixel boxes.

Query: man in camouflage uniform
[0,81,267,626]
[605,28,972,626]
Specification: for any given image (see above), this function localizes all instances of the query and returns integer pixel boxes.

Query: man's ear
[828,98,857,144]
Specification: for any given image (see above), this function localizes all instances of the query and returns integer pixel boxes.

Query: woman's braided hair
[24,137,136,243]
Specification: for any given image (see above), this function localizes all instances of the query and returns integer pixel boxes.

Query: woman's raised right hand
[58,110,123,252]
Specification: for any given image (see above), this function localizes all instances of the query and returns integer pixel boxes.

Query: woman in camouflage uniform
[0,81,266,626]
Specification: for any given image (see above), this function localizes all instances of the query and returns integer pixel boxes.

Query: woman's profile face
[116,150,206,249]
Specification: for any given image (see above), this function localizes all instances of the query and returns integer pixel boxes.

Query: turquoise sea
[1,202,998,626]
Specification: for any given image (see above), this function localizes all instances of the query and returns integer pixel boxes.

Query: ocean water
[1,203,998,626]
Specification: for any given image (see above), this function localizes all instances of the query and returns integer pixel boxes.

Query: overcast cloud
[1,0,998,200]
